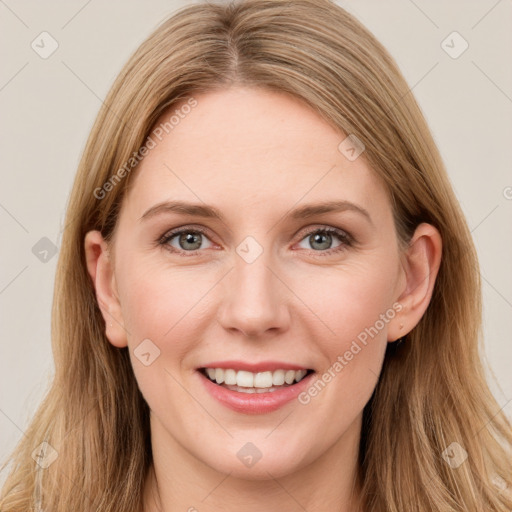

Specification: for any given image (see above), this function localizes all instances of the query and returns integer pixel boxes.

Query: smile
[196,364,316,414]
[201,367,312,393]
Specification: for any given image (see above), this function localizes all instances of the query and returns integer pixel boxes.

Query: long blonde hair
[1,1,510,510]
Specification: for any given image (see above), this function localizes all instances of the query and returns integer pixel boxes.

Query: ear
[388,222,442,342]
[84,230,128,348]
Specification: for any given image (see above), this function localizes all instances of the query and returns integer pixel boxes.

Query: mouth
[198,367,316,394]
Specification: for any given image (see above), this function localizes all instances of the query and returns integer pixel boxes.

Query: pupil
[180,232,201,250]
[311,232,331,250]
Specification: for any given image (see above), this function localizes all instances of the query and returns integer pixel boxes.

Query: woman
[1,0,510,510]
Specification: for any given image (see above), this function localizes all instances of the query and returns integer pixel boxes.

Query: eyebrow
[139,199,373,225]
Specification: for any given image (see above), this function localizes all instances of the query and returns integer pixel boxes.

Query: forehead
[123,86,389,221]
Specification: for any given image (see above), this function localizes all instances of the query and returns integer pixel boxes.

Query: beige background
[1,0,511,476]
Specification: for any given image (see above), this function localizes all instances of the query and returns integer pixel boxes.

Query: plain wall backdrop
[1,0,511,482]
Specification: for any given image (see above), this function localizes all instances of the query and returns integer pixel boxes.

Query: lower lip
[197,370,315,414]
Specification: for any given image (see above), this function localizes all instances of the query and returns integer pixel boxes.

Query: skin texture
[85,86,442,512]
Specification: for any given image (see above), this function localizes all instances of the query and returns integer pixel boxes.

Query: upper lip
[198,360,313,373]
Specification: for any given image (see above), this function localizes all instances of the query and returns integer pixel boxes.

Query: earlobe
[84,230,128,348]
[388,222,442,342]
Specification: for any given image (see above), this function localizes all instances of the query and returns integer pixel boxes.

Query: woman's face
[98,86,410,479]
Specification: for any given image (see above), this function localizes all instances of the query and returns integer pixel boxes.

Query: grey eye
[167,231,213,251]
[297,230,343,251]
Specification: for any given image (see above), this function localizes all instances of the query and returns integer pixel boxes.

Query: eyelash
[157,225,354,258]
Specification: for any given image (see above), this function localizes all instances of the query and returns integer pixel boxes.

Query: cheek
[119,247,398,361]
[290,267,393,442]
[292,257,398,352]
[121,272,181,337]
[117,258,217,356]
[290,256,398,414]
[117,261,212,412]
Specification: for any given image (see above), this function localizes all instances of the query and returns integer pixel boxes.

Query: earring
[395,324,406,345]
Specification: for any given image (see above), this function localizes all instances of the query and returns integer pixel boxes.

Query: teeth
[215,368,224,384]
[295,369,307,382]
[284,370,296,384]
[254,371,272,388]
[273,370,285,386]
[236,370,254,388]
[224,384,280,393]
[224,368,237,385]
[203,367,310,388]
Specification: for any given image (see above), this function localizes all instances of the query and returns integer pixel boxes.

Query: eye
[295,226,352,256]
[158,226,214,256]
[158,225,353,257]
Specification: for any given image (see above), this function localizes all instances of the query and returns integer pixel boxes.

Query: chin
[198,439,311,481]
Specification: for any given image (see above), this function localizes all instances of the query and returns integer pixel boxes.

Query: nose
[217,252,291,338]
